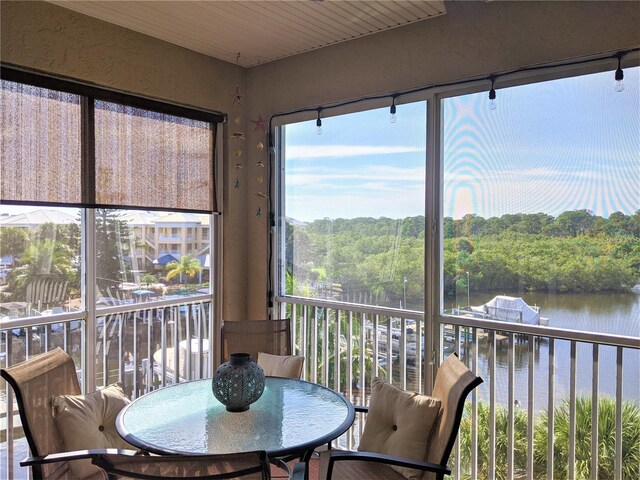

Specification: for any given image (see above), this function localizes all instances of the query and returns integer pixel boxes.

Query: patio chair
[0,348,132,480]
[1,347,85,480]
[292,353,483,480]
[23,449,273,479]
[222,319,303,378]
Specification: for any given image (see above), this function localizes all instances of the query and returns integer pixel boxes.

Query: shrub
[456,401,528,480]
[533,397,640,480]
[454,397,640,479]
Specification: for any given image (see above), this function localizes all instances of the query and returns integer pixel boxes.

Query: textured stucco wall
[243,0,640,319]
[1,0,248,320]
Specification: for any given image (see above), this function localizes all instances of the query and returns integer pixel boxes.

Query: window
[278,104,427,310]
[1,68,220,317]
[440,68,639,474]
[0,206,81,318]
[441,68,639,338]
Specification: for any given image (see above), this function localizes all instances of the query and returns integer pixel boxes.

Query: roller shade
[95,101,214,212]
[1,80,82,204]
[1,67,222,213]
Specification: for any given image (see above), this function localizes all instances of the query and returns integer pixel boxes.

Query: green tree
[95,209,131,293]
[0,226,29,261]
[546,209,595,237]
[165,255,203,284]
[8,238,73,299]
[140,273,159,286]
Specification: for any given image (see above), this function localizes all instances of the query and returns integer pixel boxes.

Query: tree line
[286,209,640,307]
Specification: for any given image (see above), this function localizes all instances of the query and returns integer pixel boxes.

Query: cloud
[286,165,425,187]
[286,192,424,222]
[286,145,424,159]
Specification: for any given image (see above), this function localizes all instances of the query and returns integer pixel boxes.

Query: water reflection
[452,327,640,411]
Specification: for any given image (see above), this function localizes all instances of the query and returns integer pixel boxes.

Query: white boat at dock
[469,295,549,326]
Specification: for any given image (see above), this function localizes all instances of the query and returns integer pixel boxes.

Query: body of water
[460,291,640,411]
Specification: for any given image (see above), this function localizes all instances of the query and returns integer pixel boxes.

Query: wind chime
[231,53,270,219]
[252,113,268,218]
[231,53,245,193]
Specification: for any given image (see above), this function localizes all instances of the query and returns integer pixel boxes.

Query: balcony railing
[158,235,181,242]
[1,296,212,480]
[3,294,637,479]
[277,295,640,480]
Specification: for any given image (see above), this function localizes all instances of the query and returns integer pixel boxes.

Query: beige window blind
[1,80,82,204]
[95,101,214,212]
[1,69,221,213]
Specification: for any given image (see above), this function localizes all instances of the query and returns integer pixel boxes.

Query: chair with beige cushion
[292,354,482,480]
[0,347,135,480]
[222,319,304,378]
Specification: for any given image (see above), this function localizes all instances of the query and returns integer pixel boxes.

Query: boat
[470,295,549,326]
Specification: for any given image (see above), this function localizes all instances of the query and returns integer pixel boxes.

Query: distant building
[0,208,211,281]
[0,209,77,229]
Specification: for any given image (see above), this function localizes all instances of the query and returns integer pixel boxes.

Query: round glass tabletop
[116,377,355,457]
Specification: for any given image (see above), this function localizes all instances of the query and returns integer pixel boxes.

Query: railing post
[569,341,577,480]
[527,334,535,480]
[547,338,555,480]
[507,332,515,480]
[615,346,623,480]
[489,330,496,480]
[591,343,599,480]
[84,208,97,393]
[4,333,14,480]
[471,327,478,480]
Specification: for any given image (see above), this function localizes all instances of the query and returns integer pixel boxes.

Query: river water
[459,291,640,411]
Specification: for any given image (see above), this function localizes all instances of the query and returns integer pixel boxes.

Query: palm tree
[456,400,529,480]
[165,255,203,284]
[9,238,73,298]
[534,397,640,479]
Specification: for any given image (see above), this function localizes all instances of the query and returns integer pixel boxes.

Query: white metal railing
[279,296,425,452]
[277,295,640,480]
[158,236,181,242]
[1,297,213,480]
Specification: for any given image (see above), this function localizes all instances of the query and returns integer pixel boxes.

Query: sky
[284,67,639,222]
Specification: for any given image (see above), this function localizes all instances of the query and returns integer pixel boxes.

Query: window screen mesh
[1,80,82,204]
[94,101,214,212]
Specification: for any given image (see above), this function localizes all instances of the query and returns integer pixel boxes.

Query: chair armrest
[327,450,450,477]
[21,449,139,467]
[353,405,369,414]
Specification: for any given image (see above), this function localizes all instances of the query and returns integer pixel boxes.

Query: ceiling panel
[47,1,446,67]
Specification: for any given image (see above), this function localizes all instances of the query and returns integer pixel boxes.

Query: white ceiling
[47,1,446,67]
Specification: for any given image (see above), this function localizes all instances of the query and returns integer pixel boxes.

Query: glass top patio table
[116,376,355,458]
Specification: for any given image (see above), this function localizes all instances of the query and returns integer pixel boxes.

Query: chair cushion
[257,352,304,378]
[52,383,134,479]
[358,378,441,480]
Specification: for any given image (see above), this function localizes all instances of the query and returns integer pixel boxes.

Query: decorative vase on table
[211,353,265,412]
